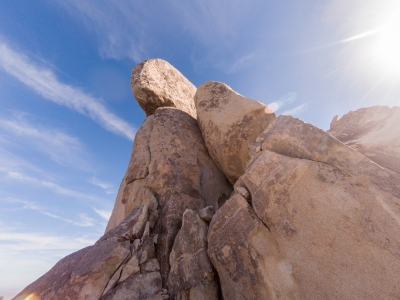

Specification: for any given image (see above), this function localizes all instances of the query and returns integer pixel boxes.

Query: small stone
[133,239,141,252]
[153,234,158,244]
[141,258,160,273]
[199,206,214,222]
[235,186,250,199]
[256,136,262,142]
[255,145,261,153]
[139,250,148,264]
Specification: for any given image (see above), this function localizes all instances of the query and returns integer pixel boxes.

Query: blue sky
[0,0,399,298]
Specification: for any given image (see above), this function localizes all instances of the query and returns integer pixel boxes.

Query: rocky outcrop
[328,105,400,174]
[194,81,275,184]
[15,59,400,300]
[131,59,197,118]
[233,115,400,299]
[106,107,232,287]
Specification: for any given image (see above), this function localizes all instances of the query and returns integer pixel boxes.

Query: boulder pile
[14,59,400,300]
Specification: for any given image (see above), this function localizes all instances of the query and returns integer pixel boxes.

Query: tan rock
[168,209,219,299]
[106,107,232,285]
[101,272,162,300]
[207,194,301,300]
[236,115,400,299]
[131,59,197,118]
[328,105,400,174]
[194,81,275,184]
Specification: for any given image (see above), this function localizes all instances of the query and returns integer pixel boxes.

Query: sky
[0,0,399,298]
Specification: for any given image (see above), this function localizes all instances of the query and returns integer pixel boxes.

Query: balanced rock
[328,105,400,174]
[235,115,400,299]
[131,58,197,118]
[106,107,232,286]
[194,81,275,184]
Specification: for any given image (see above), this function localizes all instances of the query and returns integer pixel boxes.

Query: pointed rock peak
[131,58,197,118]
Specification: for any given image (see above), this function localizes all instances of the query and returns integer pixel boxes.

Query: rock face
[233,115,400,299]
[106,107,232,287]
[328,105,400,174]
[15,59,400,300]
[194,81,275,184]
[208,193,301,299]
[131,58,197,118]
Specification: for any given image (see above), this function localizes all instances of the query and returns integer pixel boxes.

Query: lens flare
[23,293,39,300]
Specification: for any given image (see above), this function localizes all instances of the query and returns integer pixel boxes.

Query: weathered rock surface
[13,205,160,300]
[328,105,400,174]
[234,115,400,299]
[168,209,219,299]
[106,107,232,286]
[208,193,301,300]
[194,81,275,183]
[131,58,197,118]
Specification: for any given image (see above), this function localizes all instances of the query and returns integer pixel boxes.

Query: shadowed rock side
[328,105,400,174]
[106,107,232,289]
[168,209,219,299]
[194,81,275,184]
[231,115,400,299]
[131,59,197,118]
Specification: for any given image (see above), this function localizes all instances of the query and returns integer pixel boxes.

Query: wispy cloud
[0,41,136,140]
[2,198,95,227]
[0,112,90,169]
[281,103,309,116]
[0,168,103,202]
[88,176,113,190]
[93,208,111,221]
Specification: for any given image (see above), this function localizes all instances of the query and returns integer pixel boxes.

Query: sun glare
[367,4,400,77]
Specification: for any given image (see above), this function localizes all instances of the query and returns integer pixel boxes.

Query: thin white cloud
[0,113,90,169]
[0,169,102,202]
[281,103,309,116]
[88,176,113,190]
[0,41,136,140]
[2,198,96,227]
[93,208,111,221]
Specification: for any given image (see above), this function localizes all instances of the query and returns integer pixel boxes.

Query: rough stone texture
[208,194,301,300]
[131,58,197,118]
[194,81,275,184]
[236,115,400,299]
[106,107,232,285]
[101,272,162,300]
[168,209,219,299]
[328,105,400,174]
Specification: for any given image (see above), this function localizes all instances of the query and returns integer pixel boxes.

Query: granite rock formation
[329,105,400,174]
[14,59,400,300]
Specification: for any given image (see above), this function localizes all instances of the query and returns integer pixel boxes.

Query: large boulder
[233,115,400,299]
[328,105,400,174]
[208,193,301,299]
[194,81,275,184]
[106,107,232,286]
[131,59,197,118]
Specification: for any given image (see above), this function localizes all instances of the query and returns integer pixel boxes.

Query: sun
[368,9,400,77]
